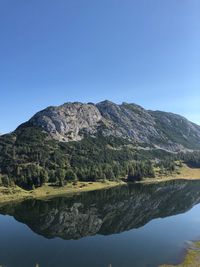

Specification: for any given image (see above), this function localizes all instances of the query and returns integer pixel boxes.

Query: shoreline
[160,241,200,267]
[0,164,200,205]
[139,164,200,184]
[0,180,125,205]
[138,176,200,185]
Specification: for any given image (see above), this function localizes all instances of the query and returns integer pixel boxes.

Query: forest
[0,125,198,189]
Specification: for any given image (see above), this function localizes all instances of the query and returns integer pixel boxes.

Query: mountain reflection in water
[1,179,200,240]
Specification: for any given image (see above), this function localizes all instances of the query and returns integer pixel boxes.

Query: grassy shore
[0,164,200,204]
[139,163,200,184]
[0,180,125,204]
[160,241,200,267]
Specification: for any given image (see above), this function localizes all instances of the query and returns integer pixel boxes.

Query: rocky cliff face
[25,100,200,151]
[29,102,102,142]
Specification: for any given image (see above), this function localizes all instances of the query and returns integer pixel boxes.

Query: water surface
[0,180,200,267]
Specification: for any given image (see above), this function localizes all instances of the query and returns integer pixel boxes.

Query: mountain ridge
[17,100,200,152]
[1,100,200,189]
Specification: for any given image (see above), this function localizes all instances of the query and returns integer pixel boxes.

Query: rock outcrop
[29,102,102,142]
[23,100,200,151]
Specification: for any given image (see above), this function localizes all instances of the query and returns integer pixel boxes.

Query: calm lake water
[0,180,200,267]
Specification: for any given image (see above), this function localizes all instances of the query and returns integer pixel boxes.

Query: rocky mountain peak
[29,102,102,142]
[22,100,200,151]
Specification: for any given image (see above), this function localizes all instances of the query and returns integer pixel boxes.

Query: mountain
[0,100,200,189]
[24,100,200,151]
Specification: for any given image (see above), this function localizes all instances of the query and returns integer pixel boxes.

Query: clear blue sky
[0,0,199,133]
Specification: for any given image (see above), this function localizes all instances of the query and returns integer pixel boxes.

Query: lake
[0,180,200,267]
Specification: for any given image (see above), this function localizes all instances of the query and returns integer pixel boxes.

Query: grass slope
[160,242,200,267]
[0,180,124,204]
[139,164,200,184]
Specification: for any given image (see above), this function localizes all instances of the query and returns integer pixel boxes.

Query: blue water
[0,181,200,267]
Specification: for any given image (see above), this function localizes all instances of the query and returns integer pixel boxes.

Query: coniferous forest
[0,124,197,190]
